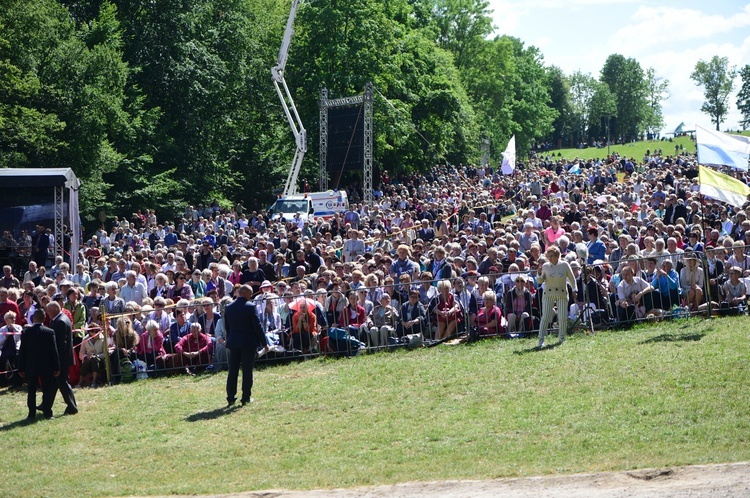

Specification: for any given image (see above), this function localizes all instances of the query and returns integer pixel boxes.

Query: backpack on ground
[119,357,134,382]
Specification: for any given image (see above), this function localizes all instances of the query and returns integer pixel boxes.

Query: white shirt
[119,282,147,306]
[343,238,365,263]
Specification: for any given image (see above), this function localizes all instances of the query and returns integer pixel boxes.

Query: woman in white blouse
[678,252,704,311]
[536,246,576,348]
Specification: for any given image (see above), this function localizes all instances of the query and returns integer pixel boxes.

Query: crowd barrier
[1,250,744,387]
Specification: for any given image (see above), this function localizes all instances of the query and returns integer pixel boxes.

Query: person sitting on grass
[111,316,139,382]
[136,319,166,372]
[174,322,212,375]
[339,290,366,343]
[397,289,427,338]
[78,324,105,388]
[649,259,680,314]
[679,252,704,312]
[365,293,400,349]
[504,275,533,335]
[432,279,460,341]
[616,265,653,323]
[474,290,503,339]
[720,266,747,315]
[291,298,317,354]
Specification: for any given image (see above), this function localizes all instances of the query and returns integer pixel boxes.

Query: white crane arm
[272,0,306,197]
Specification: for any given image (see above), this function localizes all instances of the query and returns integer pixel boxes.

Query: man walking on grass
[18,309,59,421]
[47,301,78,415]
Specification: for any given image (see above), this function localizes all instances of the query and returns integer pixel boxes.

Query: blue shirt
[164,232,178,247]
[587,239,606,264]
[651,269,679,295]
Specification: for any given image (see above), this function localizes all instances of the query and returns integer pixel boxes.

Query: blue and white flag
[568,162,580,174]
[696,125,750,171]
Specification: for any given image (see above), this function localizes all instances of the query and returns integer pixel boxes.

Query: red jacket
[339,305,366,328]
[175,332,212,355]
[136,331,166,357]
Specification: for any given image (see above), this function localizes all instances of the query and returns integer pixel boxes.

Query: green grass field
[2,317,749,497]
[554,136,696,161]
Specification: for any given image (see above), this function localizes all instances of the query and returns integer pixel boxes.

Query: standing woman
[536,246,576,348]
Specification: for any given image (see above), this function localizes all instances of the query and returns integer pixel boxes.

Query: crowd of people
[2,146,749,393]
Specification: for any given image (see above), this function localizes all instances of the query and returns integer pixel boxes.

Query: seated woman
[357,288,374,317]
[78,324,106,388]
[474,290,504,339]
[136,319,166,373]
[110,316,140,382]
[174,322,213,374]
[258,294,282,348]
[365,293,400,349]
[504,275,533,334]
[679,252,704,312]
[721,266,747,315]
[323,283,346,331]
[339,290,367,343]
[291,299,317,354]
[431,279,460,341]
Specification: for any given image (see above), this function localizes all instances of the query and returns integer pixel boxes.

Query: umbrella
[289,297,317,312]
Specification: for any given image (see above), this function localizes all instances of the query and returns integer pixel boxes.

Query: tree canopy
[0,0,677,222]
[691,56,736,131]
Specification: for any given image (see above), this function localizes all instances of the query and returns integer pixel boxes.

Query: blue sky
[486,0,750,133]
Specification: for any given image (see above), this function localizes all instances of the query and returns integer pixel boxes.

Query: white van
[268,190,348,223]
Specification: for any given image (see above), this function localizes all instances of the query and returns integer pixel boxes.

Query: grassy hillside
[1,317,749,497]
[553,136,696,161]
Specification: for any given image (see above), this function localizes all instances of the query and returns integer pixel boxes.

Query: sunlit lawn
[1,317,749,497]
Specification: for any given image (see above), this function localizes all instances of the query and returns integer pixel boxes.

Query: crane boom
[272,0,306,197]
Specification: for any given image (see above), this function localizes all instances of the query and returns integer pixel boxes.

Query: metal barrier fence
[2,250,743,387]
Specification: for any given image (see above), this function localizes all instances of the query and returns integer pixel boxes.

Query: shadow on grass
[0,417,38,432]
[0,385,23,397]
[513,341,565,355]
[185,405,241,422]
[639,332,706,344]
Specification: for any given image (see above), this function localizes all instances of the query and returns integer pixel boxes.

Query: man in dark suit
[18,309,60,420]
[224,285,267,406]
[33,225,50,268]
[46,301,78,415]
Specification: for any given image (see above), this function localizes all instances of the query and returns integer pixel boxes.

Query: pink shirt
[545,226,565,245]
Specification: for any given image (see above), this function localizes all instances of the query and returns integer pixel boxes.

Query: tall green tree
[429,0,493,71]
[600,54,647,142]
[568,71,597,145]
[643,67,669,137]
[545,65,573,147]
[691,56,736,131]
[113,0,289,211]
[0,33,66,169]
[588,81,617,141]
[737,64,750,130]
[460,35,556,157]
[0,0,157,220]
[292,0,478,178]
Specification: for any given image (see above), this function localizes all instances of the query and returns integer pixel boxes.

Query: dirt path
[178,462,750,498]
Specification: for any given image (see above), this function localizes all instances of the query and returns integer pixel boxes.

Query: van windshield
[273,200,309,214]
